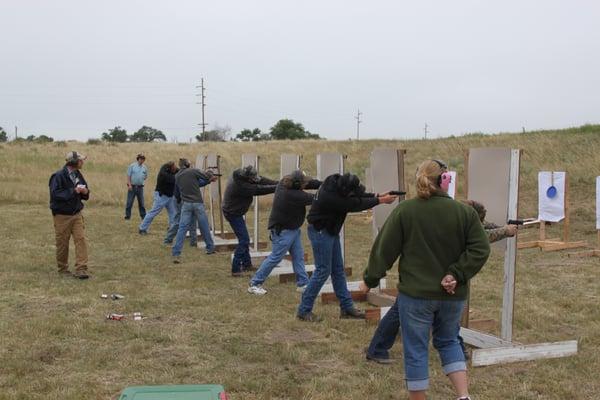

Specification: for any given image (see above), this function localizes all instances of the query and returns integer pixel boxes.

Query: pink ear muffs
[440,172,452,192]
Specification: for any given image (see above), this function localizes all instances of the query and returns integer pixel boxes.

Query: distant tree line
[99,125,167,143]
[0,118,321,144]
[233,119,321,142]
[0,126,55,143]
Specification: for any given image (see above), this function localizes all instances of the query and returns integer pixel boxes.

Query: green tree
[130,125,167,142]
[0,127,8,142]
[235,128,271,142]
[269,119,320,140]
[101,126,129,142]
[196,124,231,142]
[35,135,54,143]
[25,135,36,142]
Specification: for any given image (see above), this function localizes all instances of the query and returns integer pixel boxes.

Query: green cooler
[118,385,229,400]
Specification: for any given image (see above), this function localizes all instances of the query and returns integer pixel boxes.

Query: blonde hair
[415,160,446,199]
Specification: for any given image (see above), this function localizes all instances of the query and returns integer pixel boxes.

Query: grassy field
[0,126,599,399]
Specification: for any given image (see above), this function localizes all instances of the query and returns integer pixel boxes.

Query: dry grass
[0,126,599,399]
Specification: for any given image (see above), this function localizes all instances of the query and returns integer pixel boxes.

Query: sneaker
[247,285,267,295]
[173,256,181,264]
[340,307,365,319]
[296,284,307,293]
[457,397,471,400]
[205,249,216,255]
[139,229,147,235]
[297,312,323,322]
[366,353,396,364]
[73,271,89,280]
[190,243,198,248]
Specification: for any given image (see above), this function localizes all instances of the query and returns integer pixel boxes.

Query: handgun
[389,190,407,196]
[507,218,536,225]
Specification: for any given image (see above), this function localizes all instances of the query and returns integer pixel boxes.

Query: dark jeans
[125,185,146,219]
[366,296,469,360]
[297,225,353,315]
[226,214,251,273]
[367,297,401,359]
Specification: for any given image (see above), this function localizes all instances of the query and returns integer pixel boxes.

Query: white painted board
[319,279,387,294]
[280,154,300,179]
[538,171,566,222]
[471,340,577,367]
[447,171,457,199]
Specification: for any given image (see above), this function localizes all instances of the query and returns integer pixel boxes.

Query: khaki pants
[53,213,88,272]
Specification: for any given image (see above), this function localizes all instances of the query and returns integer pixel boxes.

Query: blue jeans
[367,296,401,359]
[398,293,466,391]
[250,229,309,287]
[226,214,251,273]
[297,225,353,315]
[138,192,176,232]
[164,201,197,245]
[125,185,146,219]
[172,202,214,256]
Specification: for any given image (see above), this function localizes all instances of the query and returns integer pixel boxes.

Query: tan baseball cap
[65,151,87,163]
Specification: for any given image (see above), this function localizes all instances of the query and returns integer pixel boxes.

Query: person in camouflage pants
[462,200,518,242]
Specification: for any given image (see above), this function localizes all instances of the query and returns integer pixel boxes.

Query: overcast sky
[1,0,599,141]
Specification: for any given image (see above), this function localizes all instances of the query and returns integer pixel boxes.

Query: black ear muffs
[290,170,305,190]
[432,159,448,187]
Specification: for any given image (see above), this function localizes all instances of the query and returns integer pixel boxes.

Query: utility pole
[14,126,18,140]
[355,108,362,140]
[424,123,429,140]
[196,78,207,140]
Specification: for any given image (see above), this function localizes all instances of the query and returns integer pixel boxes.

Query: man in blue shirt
[125,153,148,220]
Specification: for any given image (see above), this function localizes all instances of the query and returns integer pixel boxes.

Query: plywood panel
[242,154,259,252]
[280,154,300,178]
[370,148,406,235]
[538,171,566,222]
[467,148,513,248]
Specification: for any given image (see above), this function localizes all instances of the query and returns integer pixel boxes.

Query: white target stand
[569,176,600,258]
[518,171,586,252]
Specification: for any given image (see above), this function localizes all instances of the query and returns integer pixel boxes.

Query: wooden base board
[279,267,352,284]
[471,340,578,367]
[245,251,308,264]
[198,239,268,252]
[568,249,600,258]
[518,240,586,252]
[321,291,367,304]
[365,306,391,323]
[366,289,398,307]
[319,279,387,295]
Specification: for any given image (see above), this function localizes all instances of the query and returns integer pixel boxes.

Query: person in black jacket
[296,173,397,321]
[248,170,321,295]
[49,151,91,279]
[138,161,178,234]
[222,165,278,276]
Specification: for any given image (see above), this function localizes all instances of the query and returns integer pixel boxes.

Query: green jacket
[363,194,490,300]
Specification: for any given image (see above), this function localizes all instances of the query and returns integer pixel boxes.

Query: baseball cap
[65,151,87,163]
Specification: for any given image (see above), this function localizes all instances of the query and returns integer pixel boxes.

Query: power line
[196,78,207,140]
[355,108,362,140]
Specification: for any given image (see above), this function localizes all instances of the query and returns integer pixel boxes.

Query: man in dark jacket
[138,161,178,234]
[49,151,91,279]
[248,170,321,294]
[297,173,396,321]
[222,165,277,276]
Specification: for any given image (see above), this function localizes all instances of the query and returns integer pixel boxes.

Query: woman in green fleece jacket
[361,159,490,400]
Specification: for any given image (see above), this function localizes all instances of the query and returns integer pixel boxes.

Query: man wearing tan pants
[49,151,91,279]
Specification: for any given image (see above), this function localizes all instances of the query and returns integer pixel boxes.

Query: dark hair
[336,173,361,197]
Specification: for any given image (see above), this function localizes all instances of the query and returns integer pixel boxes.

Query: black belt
[132,185,144,187]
